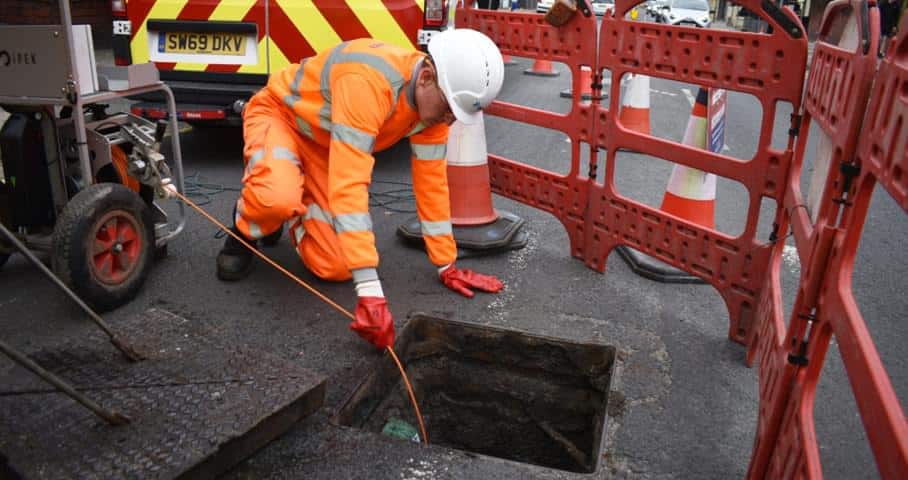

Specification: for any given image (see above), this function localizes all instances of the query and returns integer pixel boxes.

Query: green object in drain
[382,417,420,443]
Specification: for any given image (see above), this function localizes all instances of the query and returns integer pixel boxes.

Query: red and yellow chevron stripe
[127,0,425,75]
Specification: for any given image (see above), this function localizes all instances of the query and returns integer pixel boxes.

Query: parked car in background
[657,0,711,27]
[647,0,670,20]
[537,0,614,15]
[536,0,555,13]
[591,0,615,15]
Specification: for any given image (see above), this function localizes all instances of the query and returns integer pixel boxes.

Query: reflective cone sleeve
[447,113,498,225]
[660,87,716,229]
[618,74,651,135]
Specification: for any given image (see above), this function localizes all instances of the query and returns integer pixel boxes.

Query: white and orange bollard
[398,113,527,256]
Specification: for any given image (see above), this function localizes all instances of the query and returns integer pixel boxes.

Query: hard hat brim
[433,58,481,125]
[447,94,481,125]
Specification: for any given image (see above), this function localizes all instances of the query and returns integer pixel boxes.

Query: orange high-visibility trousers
[237,90,352,281]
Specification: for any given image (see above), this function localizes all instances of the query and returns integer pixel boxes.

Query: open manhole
[333,314,616,473]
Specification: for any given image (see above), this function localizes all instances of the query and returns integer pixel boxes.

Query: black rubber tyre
[0,253,8,271]
[52,183,155,312]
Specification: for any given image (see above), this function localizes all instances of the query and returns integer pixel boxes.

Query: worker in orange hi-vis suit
[216,29,506,349]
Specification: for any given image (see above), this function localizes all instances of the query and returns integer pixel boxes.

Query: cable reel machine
[0,0,185,311]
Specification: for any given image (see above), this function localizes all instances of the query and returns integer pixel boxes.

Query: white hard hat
[428,29,504,125]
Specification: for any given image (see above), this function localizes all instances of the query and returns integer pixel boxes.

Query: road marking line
[783,245,800,272]
[681,88,695,107]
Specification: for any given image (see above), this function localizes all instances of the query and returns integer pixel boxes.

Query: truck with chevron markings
[110,0,451,124]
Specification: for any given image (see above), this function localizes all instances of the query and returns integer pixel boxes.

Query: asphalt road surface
[0,53,903,479]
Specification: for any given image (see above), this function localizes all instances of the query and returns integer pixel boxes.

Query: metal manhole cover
[0,308,325,480]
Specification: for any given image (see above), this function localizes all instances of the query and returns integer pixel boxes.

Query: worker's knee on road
[240,186,304,226]
[300,248,352,282]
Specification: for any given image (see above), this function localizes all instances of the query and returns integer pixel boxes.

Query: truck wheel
[52,183,155,312]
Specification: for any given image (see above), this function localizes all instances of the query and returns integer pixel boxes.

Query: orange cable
[172,190,428,444]
[173,190,354,320]
[387,346,428,443]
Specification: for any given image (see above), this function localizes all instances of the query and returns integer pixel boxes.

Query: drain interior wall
[362,353,608,473]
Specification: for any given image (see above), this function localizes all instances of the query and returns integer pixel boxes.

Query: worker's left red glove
[439,264,504,298]
[349,297,395,349]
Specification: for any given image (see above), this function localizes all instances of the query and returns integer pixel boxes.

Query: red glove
[349,297,395,349]
[439,264,504,298]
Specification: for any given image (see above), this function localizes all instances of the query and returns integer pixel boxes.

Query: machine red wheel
[88,210,143,285]
[52,183,155,312]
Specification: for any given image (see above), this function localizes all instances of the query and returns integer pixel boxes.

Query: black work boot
[216,227,256,281]
[261,223,283,247]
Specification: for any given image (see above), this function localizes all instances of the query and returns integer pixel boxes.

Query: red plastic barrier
[592,0,808,346]
[750,7,908,479]
[457,1,906,478]
[459,0,809,345]
[745,1,885,478]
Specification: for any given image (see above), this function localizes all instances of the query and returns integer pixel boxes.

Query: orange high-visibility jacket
[266,39,456,273]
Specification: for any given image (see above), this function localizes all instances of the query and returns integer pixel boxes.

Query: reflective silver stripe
[294,223,306,244]
[234,199,244,224]
[334,212,373,233]
[320,43,348,103]
[283,60,315,139]
[319,104,333,131]
[332,123,375,153]
[304,203,334,225]
[272,146,301,166]
[355,53,404,104]
[421,220,453,237]
[331,52,405,104]
[352,268,379,283]
[247,148,266,171]
[406,59,422,110]
[247,222,263,239]
[411,143,446,160]
[292,59,307,93]
[320,43,405,126]
[282,61,307,109]
[236,198,262,239]
[295,117,315,140]
[406,122,427,137]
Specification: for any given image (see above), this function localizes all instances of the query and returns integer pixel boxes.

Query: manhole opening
[333,315,617,473]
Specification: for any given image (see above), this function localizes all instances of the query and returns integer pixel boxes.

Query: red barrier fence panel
[457,5,601,271]
[753,9,908,478]
[745,1,885,477]
[594,0,808,346]
[459,1,905,478]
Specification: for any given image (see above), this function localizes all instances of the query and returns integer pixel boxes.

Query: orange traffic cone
[502,53,518,66]
[615,86,711,284]
[397,113,527,255]
[524,59,559,77]
[559,66,603,101]
[618,74,651,135]
[660,87,715,228]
